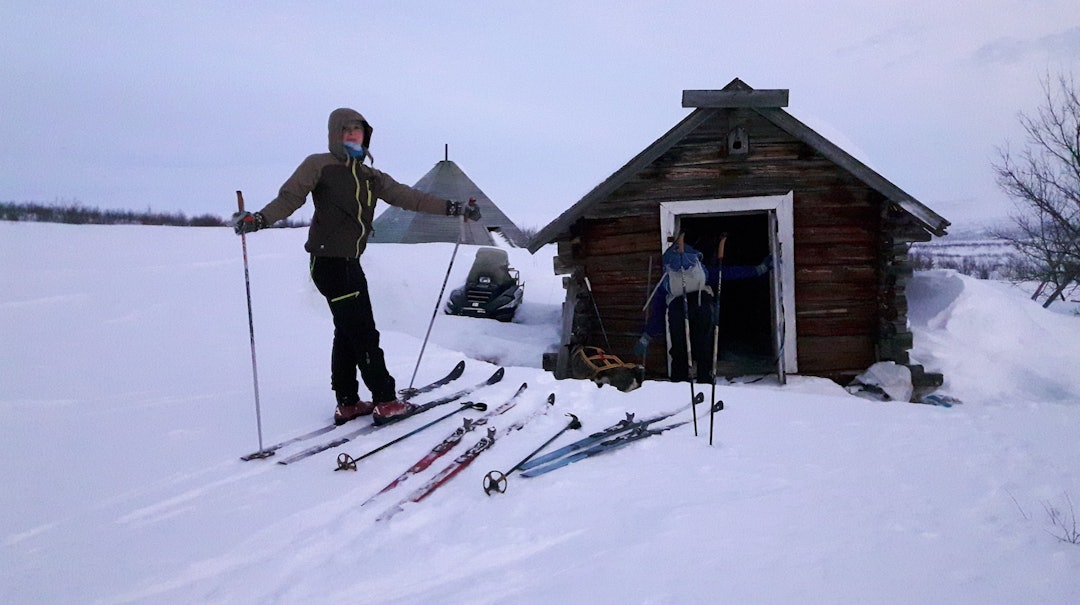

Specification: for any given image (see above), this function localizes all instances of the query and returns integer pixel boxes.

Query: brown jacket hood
[327,108,373,161]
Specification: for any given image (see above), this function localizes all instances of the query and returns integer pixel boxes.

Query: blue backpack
[662,243,709,302]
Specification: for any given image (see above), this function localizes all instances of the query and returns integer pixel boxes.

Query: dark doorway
[679,212,775,378]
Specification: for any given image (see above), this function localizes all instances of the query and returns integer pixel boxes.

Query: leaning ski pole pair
[482,412,582,495]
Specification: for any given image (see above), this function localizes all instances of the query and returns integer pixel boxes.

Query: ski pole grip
[236,190,245,212]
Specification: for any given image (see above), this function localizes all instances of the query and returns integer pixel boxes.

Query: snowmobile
[444,247,524,322]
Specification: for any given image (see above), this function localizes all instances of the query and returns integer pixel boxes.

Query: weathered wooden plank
[554,275,584,379]
[797,315,876,337]
[581,216,657,237]
[793,245,877,266]
[582,233,657,257]
[796,335,876,372]
[795,266,879,285]
[553,254,580,276]
[682,88,790,109]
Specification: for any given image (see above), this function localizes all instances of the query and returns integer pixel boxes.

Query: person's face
[343,126,365,144]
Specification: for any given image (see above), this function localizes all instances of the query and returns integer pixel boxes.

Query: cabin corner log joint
[530,78,950,393]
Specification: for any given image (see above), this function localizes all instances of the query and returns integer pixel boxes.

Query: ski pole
[676,234,699,436]
[583,276,611,351]
[335,400,488,471]
[641,255,653,368]
[709,233,727,446]
[403,198,475,397]
[236,191,272,460]
[483,411,581,495]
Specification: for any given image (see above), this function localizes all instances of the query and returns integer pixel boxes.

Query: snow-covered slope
[3,222,1080,604]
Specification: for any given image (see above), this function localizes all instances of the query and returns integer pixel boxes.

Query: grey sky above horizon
[2,1,1078,232]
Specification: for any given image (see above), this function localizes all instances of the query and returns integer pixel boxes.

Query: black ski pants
[309,256,396,403]
[666,291,717,384]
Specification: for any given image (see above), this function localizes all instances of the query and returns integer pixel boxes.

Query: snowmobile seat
[466,248,514,289]
[445,247,524,322]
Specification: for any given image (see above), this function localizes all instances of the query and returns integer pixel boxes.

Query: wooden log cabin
[527,78,950,391]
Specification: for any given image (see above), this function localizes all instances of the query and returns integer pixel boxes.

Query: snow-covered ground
[3,221,1080,604]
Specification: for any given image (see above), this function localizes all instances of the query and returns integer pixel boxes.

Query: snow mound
[908,269,1080,405]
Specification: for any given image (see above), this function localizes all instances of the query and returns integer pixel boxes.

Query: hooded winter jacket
[259,108,449,258]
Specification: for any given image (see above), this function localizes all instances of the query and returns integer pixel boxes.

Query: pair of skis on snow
[481,392,710,495]
[240,361,500,463]
[363,391,708,518]
[366,384,553,521]
[239,359,714,520]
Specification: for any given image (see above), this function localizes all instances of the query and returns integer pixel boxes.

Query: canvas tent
[369,157,526,247]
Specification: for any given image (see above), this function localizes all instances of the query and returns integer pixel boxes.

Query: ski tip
[547,393,555,404]
[488,367,506,383]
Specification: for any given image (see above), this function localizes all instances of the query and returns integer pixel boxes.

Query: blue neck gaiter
[343,142,368,161]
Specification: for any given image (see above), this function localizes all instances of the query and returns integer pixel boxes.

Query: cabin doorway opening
[678,213,774,377]
[659,193,797,382]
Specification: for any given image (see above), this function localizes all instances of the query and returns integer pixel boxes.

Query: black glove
[230,211,266,234]
[446,198,482,221]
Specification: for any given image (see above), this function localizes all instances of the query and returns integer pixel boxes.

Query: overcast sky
[2,1,1077,232]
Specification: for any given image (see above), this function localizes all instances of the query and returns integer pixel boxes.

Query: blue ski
[517,391,704,471]
[519,419,690,477]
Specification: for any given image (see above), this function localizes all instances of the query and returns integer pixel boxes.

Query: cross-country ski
[519,418,693,478]
[239,361,466,461]
[358,385,535,505]
[517,392,705,472]
[377,392,555,521]
[276,366,505,465]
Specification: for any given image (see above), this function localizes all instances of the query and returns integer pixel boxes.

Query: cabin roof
[527,78,950,253]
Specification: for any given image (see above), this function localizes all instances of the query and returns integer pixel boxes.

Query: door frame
[659,192,797,376]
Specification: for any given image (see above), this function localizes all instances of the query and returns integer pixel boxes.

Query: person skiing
[633,235,771,383]
[231,107,480,426]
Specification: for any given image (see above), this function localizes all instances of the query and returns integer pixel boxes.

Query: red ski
[360,383,530,506]
[377,393,554,521]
